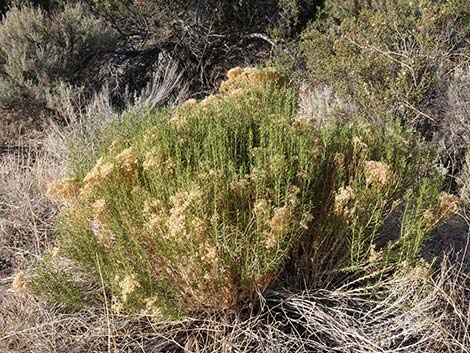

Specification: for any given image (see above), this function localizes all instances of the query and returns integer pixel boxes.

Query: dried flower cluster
[220,66,279,93]
[436,192,460,222]
[117,147,138,178]
[80,157,115,198]
[364,160,393,186]
[335,186,355,214]
[118,274,140,302]
[46,178,81,200]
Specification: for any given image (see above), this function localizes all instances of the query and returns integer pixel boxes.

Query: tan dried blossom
[143,128,159,146]
[412,260,431,282]
[263,67,278,82]
[353,136,368,151]
[141,296,162,317]
[248,69,263,85]
[145,213,166,235]
[229,88,245,98]
[112,296,124,314]
[231,178,251,195]
[180,98,198,112]
[227,66,243,80]
[352,137,369,167]
[108,139,121,155]
[422,210,435,230]
[167,188,202,239]
[300,214,314,230]
[368,244,382,262]
[119,274,140,302]
[199,95,221,112]
[335,186,355,213]
[287,186,301,206]
[191,217,207,239]
[46,178,81,200]
[437,192,460,221]
[201,245,218,265]
[79,182,95,200]
[334,153,345,167]
[220,79,235,93]
[91,219,115,245]
[391,199,401,211]
[83,157,104,185]
[12,271,29,295]
[167,208,187,239]
[117,147,138,177]
[253,199,270,216]
[293,115,313,127]
[365,161,393,186]
[99,162,115,180]
[264,232,278,250]
[92,198,107,225]
[60,204,81,221]
[143,151,159,171]
[143,199,162,217]
[165,159,176,174]
[270,207,292,234]
[220,67,278,93]
[168,113,186,131]
[269,154,285,171]
[80,158,114,198]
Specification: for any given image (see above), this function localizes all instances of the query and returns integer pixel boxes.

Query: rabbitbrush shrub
[36,67,457,318]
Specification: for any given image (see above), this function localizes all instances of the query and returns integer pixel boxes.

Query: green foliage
[35,67,450,319]
[0,3,118,113]
[300,0,470,127]
[31,254,98,309]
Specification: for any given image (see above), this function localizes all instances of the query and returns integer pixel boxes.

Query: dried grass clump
[0,142,64,273]
[33,67,450,319]
[5,255,469,353]
[460,152,470,206]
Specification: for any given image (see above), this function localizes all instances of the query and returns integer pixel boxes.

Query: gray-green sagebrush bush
[33,67,458,319]
[300,0,470,134]
[0,3,118,114]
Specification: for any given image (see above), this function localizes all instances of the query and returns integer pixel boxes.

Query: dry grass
[460,152,470,207]
[0,140,63,353]
[1,250,469,353]
[0,142,62,272]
